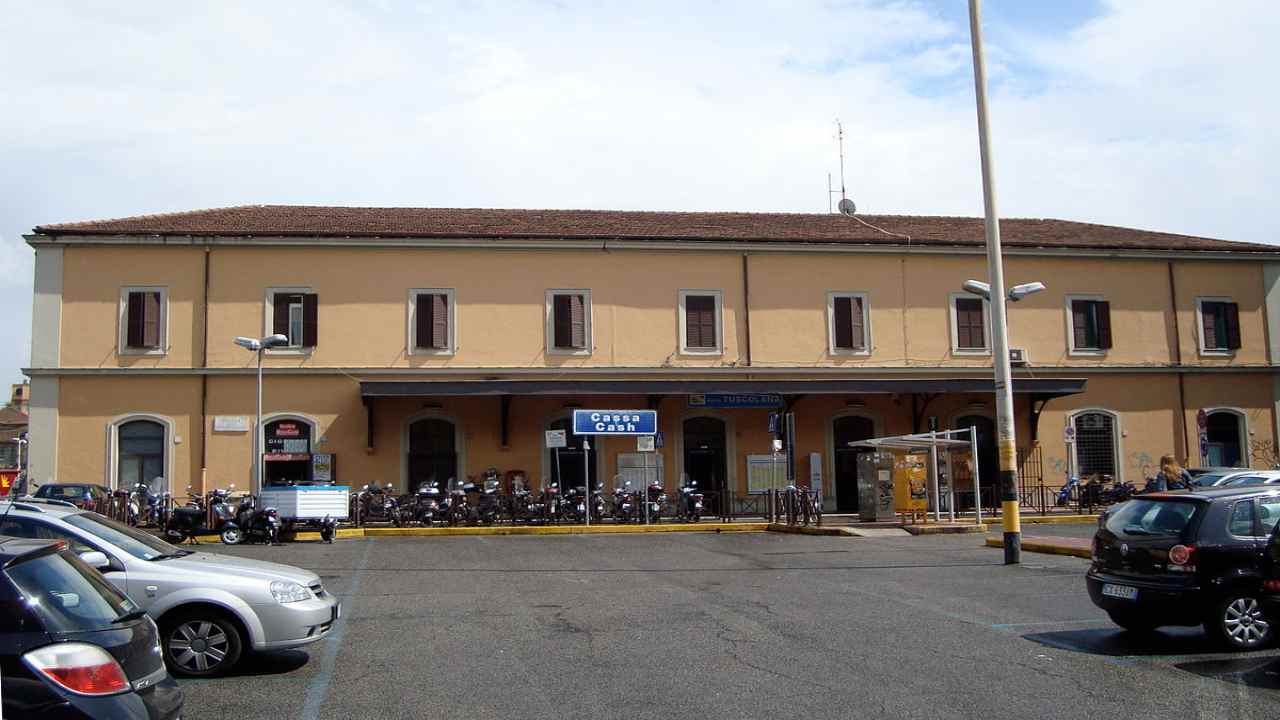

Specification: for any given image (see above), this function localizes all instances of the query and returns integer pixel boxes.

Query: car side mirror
[79,551,111,570]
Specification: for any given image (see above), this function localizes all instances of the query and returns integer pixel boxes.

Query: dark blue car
[0,536,183,719]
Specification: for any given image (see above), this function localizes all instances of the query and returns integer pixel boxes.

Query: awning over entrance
[357,377,1086,453]
[359,377,1087,399]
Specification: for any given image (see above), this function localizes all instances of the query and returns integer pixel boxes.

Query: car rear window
[1193,473,1230,487]
[38,485,87,500]
[1224,475,1271,487]
[1105,498,1203,539]
[4,549,137,633]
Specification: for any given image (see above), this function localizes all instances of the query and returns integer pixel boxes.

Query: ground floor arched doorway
[954,415,996,510]
[407,417,458,491]
[683,416,727,513]
[1205,410,1245,467]
[832,415,875,513]
[117,419,166,493]
[547,417,599,491]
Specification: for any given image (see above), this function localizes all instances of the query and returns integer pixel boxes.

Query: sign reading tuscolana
[572,409,658,436]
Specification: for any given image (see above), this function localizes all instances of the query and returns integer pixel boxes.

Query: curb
[903,523,987,535]
[982,514,1099,525]
[765,523,857,537]
[984,536,1092,559]
[361,522,767,537]
[189,522,769,542]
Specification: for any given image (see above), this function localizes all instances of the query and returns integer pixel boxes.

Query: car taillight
[1264,579,1280,593]
[1168,544,1195,566]
[22,642,130,696]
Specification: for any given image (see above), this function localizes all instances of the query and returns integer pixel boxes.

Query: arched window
[1205,410,1247,467]
[117,420,166,492]
[1073,411,1118,478]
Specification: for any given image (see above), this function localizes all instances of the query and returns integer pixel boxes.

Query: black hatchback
[1087,487,1280,650]
[0,536,184,719]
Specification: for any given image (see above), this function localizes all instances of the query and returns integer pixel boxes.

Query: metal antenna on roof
[830,119,856,216]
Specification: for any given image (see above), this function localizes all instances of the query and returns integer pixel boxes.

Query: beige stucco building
[22,206,1280,513]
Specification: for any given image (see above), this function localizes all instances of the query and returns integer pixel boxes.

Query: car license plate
[1101,583,1138,601]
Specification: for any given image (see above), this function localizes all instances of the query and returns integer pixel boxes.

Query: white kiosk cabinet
[259,485,350,521]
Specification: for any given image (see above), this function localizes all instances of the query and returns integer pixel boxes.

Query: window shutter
[1071,301,1088,349]
[850,296,865,349]
[686,295,716,349]
[569,294,586,349]
[1096,301,1112,349]
[833,296,853,349]
[956,298,984,349]
[1202,304,1217,349]
[1225,302,1242,350]
[415,293,433,349]
[142,291,161,348]
[553,295,571,348]
[126,292,145,347]
[432,293,448,349]
[685,298,702,348]
[272,294,291,336]
[302,293,319,347]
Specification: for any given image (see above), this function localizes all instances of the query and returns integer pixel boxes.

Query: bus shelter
[849,427,982,524]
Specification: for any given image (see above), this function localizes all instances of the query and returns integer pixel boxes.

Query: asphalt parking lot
[179,531,1280,720]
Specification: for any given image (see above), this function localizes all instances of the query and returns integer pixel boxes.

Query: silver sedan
[0,498,340,676]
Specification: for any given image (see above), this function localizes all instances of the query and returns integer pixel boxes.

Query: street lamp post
[234,334,290,495]
[967,0,1025,565]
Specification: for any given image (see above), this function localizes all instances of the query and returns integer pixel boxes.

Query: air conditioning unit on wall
[1009,348,1029,366]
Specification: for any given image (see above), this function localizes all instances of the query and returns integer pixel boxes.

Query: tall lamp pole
[967,0,1021,564]
[234,334,289,495]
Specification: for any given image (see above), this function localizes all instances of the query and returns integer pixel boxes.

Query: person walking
[1149,455,1192,492]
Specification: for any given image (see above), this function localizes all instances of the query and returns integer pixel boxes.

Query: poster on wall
[746,454,788,494]
[311,453,334,484]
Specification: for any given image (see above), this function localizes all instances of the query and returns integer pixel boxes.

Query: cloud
[0,0,1276,384]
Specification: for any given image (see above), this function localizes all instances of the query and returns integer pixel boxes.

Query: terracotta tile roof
[32,205,1275,253]
[0,406,27,428]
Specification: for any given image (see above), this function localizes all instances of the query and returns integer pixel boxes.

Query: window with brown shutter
[269,290,317,348]
[831,293,867,352]
[1200,300,1241,352]
[415,292,451,351]
[684,294,717,349]
[122,288,164,351]
[954,298,986,350]
[550,291,589,351]
[1070,298,1111,351]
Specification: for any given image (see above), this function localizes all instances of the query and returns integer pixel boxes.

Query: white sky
[2,0,1278,384]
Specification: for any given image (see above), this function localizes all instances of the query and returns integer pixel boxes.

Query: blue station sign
[572,409,658,436]
[689,393,783,409]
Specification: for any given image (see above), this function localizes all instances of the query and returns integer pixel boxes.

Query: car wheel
[1207,594,1273,650]
[1107,610,1159,634]
[220,526,244,545]
[162,612,243,677]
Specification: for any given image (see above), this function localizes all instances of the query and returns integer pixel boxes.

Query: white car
[0,497,340,677]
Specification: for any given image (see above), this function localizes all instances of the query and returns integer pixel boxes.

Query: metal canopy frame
[849,427,984,524]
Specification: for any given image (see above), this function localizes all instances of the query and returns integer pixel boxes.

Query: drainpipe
[199,245,211,493]
[1168,261,1190,462]
[741,253,752,367]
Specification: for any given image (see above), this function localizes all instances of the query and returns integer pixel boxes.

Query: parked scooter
[477,469,502,525]
[612,480,637,523]
[411,481,443,526]
[644,480,666,523]
[220,494,281,545]
[161,485,229,544]
[1055,475,1081,506]
[352,483,400,525]
[676,480,705,523]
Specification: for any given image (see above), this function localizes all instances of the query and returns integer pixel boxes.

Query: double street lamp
[233,334,290,495]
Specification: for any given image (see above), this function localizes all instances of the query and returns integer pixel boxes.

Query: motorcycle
[162,486,215,544]
[644,481,666,523]
[411,481,443,526]
[352,483,400,525]
[1055,475,1081,506]
[220,494,281,545]
[676,480,705,523]
[612,480,637,523]
[562,485,588,523]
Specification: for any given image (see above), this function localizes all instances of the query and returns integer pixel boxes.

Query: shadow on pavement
[214,650,311,679]
[1176,656,1280,690]
[1024,626,1218,656]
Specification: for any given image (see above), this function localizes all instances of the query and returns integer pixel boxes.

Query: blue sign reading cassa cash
[572,409,658,436]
